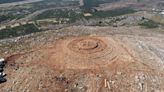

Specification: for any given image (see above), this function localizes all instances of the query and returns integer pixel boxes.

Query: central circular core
[67,37,107,54]
[77,40,98,50]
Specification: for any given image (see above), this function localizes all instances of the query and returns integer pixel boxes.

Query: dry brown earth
[0,26,163,92]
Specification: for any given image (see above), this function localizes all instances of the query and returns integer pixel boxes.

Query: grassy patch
[89,8,136,18]
[0,24,42,39]
[139,19,160,28]
[82,0,119,10]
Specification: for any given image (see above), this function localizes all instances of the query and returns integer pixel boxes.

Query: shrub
[139,19,159,28]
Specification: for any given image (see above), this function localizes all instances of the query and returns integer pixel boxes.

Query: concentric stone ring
[38,36,124,69]
[67,37,107,54]
[77,39,98,50]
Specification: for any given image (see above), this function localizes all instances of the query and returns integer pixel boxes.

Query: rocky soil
[0,26,164,92]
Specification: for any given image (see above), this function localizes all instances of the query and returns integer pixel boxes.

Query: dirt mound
[37,36,134,69]
[1,36,164,92]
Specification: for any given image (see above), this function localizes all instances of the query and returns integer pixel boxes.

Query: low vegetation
[0,15,15,23]
[0,24,41,39]
[82,0,119,10]
[33,9,83,23]
[92,8,136,18]
[34,7,136,24]
[139,18,160,28]
[0,0,25,4]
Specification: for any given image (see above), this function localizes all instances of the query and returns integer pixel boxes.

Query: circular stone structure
[67,37,107,54]
[36,36,133,69]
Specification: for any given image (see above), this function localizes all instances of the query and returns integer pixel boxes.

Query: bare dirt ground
[0,26,164,92]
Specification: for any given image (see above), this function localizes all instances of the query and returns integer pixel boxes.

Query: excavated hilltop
[0,26,163,92]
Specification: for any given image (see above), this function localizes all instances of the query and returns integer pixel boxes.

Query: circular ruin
[39,36,126,69]
[67,37,107,54]
[6,36,134,70]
